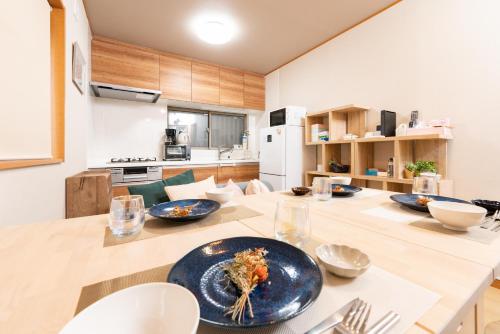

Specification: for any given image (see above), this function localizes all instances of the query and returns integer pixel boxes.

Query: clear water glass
[109,195,145,237]
[312,177,331,201]
[412,172,439,195]
[274,200,310,248]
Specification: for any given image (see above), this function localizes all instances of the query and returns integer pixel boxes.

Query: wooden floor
[485,286,500,333]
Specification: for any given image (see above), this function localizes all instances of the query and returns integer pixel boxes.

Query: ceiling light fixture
[191,14,237,45]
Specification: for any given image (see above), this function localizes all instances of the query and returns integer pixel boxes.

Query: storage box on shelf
[304,105,453,194]
[305,110,329,145]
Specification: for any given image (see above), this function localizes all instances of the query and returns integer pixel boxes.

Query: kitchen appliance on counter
[269,106,307,127]
[165,129,177,145]
[164,144,191,161]
[110,157,157,163]
[259,124,315,191]
[110,166,162,185]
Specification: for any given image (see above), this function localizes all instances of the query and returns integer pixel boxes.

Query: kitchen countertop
[0,190,497,333]
[87,159,259,169]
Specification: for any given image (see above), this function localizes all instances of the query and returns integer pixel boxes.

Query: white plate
[60,283,199,334]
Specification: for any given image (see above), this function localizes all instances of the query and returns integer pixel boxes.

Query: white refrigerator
[259,125,315,191]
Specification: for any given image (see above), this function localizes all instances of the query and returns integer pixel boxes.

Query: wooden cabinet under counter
[217,163,259,184]
[91,36,160,90]
[163,165,219,183]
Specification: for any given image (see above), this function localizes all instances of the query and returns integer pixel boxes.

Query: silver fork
[337,300,371,334]
[481,209,499,229]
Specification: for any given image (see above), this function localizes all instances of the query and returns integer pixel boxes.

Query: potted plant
[404,162,416,179]
[404,161,437,178]
[328,160,350,173]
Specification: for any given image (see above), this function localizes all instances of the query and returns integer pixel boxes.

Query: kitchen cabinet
[192,62,220,105]
[217,163,259,184]
[91,36,160,90]
[163,166,219,183]
[244,73,265,110]
[159,53,191,101]
[220,68,244,108]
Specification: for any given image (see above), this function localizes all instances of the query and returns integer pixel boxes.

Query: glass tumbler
[109,195,145,237]
[312,177,332,201]
[412,172,439,195]
[274,200,310,248]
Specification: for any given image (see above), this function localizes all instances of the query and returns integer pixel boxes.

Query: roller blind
[0,0,52,160]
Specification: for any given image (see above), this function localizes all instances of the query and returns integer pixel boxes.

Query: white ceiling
[83,0,397,74]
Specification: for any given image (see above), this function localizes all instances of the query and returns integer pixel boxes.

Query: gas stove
[109,157,157,163]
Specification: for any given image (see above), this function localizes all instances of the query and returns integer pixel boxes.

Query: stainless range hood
[90,81,161,103]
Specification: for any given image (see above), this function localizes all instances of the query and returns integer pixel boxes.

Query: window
[167,108,246,149]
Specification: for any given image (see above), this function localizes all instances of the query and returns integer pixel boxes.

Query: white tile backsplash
[88,97,260,165]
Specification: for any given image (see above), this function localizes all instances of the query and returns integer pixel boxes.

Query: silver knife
[304,298,359,334]
[365,311,400,334]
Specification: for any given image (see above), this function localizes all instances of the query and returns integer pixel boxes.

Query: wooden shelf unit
[305,106,453,194]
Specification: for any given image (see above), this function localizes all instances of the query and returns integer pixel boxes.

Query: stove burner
[109,157,157,163]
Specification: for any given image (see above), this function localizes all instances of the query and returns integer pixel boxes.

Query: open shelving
[305,105,453,194]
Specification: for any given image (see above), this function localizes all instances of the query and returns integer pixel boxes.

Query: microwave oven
[269,106,307,127]
[164,144,191,161]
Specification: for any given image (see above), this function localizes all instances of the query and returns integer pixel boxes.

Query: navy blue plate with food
[390,194,469,212]
[331,184,362,197]
[167,237,323,328]
[148,199,220,222]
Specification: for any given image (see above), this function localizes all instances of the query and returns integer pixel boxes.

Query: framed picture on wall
[72,42,86,94]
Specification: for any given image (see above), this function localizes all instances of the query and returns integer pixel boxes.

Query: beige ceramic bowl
[427,201,487,231]
[329,176,352,185]
[316,244,370,278]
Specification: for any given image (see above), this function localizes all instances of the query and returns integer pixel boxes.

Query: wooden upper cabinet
[192,62,220,105]
[244,73,265,111]
[91,36,160,90]
[159,54,191,101]
[220,68,244,108]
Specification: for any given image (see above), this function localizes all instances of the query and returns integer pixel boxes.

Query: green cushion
[163,169,195,188]
[128,180,169,208]
[127,169,196,208]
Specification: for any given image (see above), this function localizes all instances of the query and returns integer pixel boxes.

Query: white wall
[0,0,91,226]
[88,98,261,163]
[266,0,500,200]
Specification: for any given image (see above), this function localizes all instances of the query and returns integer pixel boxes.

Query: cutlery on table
[304,298,362,334]
[480,209,499,229]
[335,309,400,334]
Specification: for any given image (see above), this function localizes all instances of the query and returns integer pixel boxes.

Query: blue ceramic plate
[167,237,323,328]
[331,184,362,197]
[148,199,220,222]
[390,193,470,212]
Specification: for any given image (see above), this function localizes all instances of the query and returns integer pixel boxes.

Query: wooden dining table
[0,189,498,334]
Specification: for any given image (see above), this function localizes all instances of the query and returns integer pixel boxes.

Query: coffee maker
[165,128,176,145]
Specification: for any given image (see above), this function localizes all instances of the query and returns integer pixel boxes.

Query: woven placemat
[75,263,174,315]
[103,205,263,247]
[410,218,500,244]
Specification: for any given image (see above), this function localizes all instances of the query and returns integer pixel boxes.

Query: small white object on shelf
[311,124,327,142]
[364,131,384,138]
[377,171,388,177]
[343,133,359,140]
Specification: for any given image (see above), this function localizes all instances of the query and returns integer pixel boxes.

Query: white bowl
[427,201,487,231]
[316,244,370,278]
[206,188,234,204]
[60,283,199,334]
[329,176,352,185]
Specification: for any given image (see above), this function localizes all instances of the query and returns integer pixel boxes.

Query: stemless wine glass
[412,172,439,195]
[312,177,332,201]
[274,200,310,248]
[109,195,145,237]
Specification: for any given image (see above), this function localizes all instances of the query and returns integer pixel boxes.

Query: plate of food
[148,199,220,222]
[331,184,362,197]
[167,237,322,328]
[389,194,469,212]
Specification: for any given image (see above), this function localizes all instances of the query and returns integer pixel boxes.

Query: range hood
[90,81,161,103]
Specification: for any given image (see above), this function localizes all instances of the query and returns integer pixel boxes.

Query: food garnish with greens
[223,248,269,323]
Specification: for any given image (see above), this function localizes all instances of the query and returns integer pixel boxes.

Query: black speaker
[380,110,396,137]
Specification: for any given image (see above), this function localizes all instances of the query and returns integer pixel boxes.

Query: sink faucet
[218,146,233,160]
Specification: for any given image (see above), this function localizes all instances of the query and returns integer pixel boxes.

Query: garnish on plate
[223,248,269,323]
[169,205,194,217]
[333,185,345,192]
[416,196,433,206]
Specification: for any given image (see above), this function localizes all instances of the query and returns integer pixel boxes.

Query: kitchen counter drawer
[217,163,259,184]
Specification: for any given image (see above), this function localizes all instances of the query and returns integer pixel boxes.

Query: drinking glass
[274,200,310,248]
[312,177,331,201]
[109,195,145,237]
[412,172,439,195]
